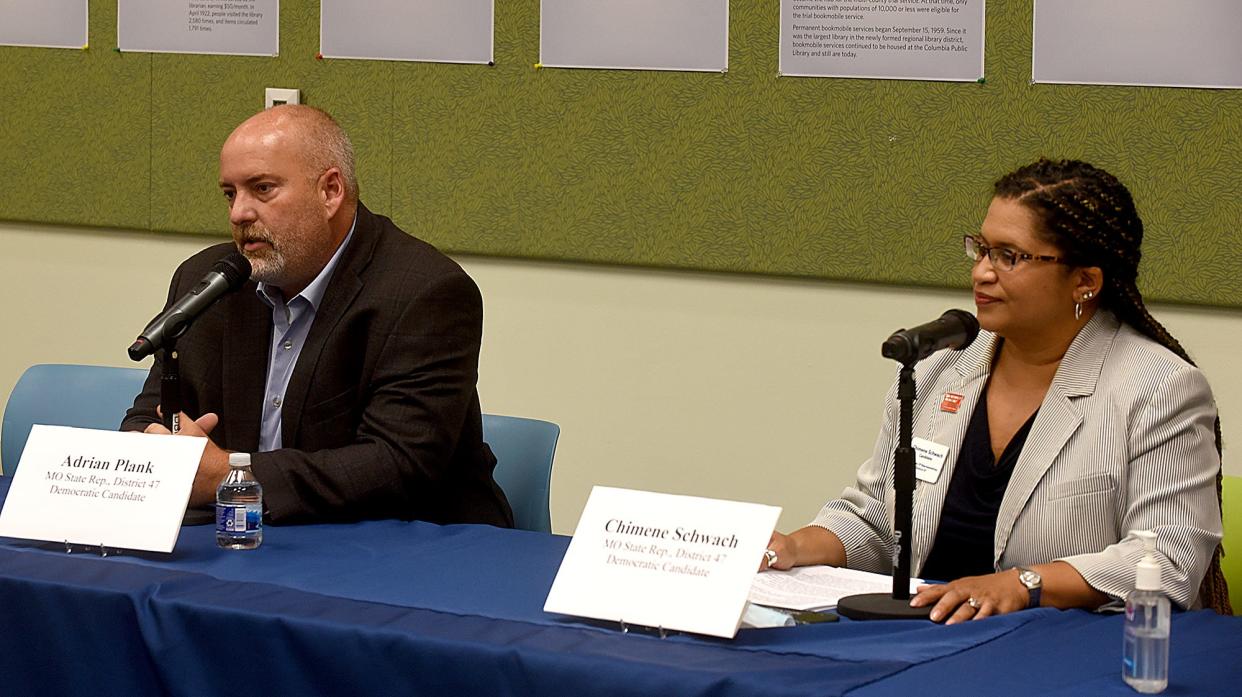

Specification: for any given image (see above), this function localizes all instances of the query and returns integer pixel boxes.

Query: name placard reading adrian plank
[544,487,781,638]
[0,425,203,553]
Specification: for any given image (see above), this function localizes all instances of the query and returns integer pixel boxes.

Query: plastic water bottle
[216,452,263,550]
[1122,530,1170,693]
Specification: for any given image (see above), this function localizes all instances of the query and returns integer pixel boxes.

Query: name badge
[911,437,950,484]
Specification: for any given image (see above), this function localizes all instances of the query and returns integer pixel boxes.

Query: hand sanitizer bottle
[1122,530,1170,693]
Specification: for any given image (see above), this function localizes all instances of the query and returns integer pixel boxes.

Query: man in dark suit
[123,105,513,527]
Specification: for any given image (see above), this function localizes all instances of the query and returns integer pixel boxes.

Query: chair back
[2,364,148,476]
[483,414,559,533]
[1223,475,1242,615]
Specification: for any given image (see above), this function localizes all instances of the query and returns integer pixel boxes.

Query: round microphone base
[836,592,933,621]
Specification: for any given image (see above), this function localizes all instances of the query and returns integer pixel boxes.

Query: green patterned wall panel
[149,4,393,234]
[2,1,1239,306]
[0,1,149,229]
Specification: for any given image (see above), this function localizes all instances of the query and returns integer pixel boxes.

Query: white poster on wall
[0,0,87,49]
[779,0,985,82]
[1033,0,1242,89]
[320,0,493,64]
[540,0,728,73]
[118,0,279,56]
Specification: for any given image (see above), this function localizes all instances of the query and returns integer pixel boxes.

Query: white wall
[2,220,1240,533]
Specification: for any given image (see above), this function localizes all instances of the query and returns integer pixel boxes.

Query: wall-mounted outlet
[264,88,301,109]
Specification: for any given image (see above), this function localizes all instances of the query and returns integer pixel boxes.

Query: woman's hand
[910,569,1029,624]
[760,531,798,571]
[759,527,847,571]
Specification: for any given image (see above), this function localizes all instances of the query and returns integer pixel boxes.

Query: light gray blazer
[813,311,1222,608]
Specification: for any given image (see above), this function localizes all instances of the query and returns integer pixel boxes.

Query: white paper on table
[749,565,923,611]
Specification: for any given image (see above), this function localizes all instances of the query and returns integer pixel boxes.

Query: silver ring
[764,549,778,566]
[967,597,981,610]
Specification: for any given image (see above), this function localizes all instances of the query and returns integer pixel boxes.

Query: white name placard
[0,425,204,553]
[544,486,780,638]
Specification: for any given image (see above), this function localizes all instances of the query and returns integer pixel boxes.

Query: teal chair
[2,364,149,476]
[2,367,561,533]
[483,414,560,533]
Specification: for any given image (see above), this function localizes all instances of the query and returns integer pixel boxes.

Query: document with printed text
[750,565,923,611]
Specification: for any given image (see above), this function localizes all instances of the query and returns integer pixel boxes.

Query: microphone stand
[835,357,933,621]
[159,335,181,433]
[157,334,214,526]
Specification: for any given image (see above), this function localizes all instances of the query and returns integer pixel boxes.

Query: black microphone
[128,252,251,361]
[881,309,980,364]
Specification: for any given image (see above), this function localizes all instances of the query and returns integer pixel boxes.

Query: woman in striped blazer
[764,159,1230,622]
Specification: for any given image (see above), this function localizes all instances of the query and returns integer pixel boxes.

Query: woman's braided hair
[994,158,1230,614]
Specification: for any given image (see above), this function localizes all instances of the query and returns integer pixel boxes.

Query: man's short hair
[276,104,359,201]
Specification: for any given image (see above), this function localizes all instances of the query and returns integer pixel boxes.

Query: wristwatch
[1016,567,1042,609]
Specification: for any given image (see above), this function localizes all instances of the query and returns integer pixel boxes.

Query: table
[0,477,1239,696]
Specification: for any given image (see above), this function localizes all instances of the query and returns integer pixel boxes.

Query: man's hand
[144,412,231,507]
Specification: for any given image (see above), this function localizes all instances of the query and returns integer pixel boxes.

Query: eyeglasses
[963,235,1065,272]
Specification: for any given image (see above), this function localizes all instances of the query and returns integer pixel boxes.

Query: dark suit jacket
[122,203,513,527]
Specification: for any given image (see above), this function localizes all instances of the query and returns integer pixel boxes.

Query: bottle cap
[228,452,252,469]
[1131,529,1161,591]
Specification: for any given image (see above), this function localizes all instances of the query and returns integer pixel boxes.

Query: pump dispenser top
[1123,529,1170,693]
[1133,530,1161,591]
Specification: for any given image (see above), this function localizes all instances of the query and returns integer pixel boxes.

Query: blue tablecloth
[1,477,1239,696]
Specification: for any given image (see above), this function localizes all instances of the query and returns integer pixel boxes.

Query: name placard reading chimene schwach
[543,486,781,638]
[0,425,204,552]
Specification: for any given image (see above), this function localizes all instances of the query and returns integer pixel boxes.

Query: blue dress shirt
[255,217,357,451]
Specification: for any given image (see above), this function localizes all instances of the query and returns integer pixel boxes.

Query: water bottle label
[216,504,261,534]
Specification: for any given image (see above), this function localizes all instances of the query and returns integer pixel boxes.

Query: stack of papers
[749,566,923,611]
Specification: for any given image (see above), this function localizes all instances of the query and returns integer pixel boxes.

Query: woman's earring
[1074,291,1095,321]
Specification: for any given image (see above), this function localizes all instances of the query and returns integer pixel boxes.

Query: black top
[919,387,1037,582]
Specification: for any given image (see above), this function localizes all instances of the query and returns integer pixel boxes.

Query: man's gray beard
[244,249,286,286]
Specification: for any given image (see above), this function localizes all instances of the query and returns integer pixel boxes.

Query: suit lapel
[281,204,378,447]
[994,312,1120,560]
[223,284,271,453]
